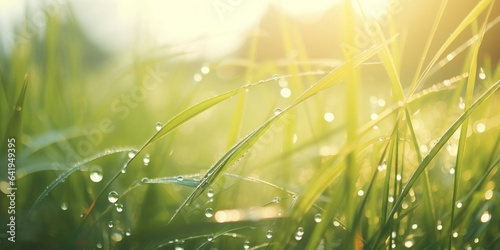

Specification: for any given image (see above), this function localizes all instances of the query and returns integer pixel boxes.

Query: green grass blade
[448,3,493,247]
[1,74,28,158]
[22,147,136,223]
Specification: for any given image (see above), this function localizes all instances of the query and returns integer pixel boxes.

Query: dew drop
[201,65,210,74]
[453,232,458,238]
[324,112,334,122]
[480,211,491,223]
[108,191,119,203]
[108,221,114,228]
[177,176,184,181]
[357,190,364,196]
[295,234,303,241]
[143,154,150,166]
[115,203,124,212]
[61,202,68,211]
[125,229,131,236]
[412,223,418,229]
[314,213,322,223]
[141,177,149,183]
[128,151,136,159]
[474,238,479,243]
[370,113,378,120]
[456,201,462,208]
[121,168,127,174]
[437,224,443,230]
[207,234,214,241]
[243,240,250,249]
[476,122,485,133]
[459,97,465,110]
[155,122,162,131]
[479,67,486,80]
[404,240,413,248]
[205,208,214,218]
[111,230,123,242]
[333,221,340,227]
[194,73,203,82]
[273,74,279,81]
[207,188,214,198]
[273,197,280,203]
[266,230,273,239]
[96,242,103,248]
[280,88,291,98]
[296,227,304,236]
[89,166,103,183]
[274,108,282,115]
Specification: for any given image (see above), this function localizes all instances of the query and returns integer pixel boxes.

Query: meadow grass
[1,0,500,249]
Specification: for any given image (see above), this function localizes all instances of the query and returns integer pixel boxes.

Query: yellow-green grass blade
[370,78,500,248]
[226,30,259,150]
[409,0,492,96]
[448,2,493,248]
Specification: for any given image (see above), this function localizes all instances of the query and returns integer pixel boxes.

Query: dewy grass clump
[1,0,500,249]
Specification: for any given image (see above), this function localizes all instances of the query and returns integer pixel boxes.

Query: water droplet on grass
[177,176,184,181]
[274,108,282,115]
[266,230,273,239]
[108,221,114,228]
[207,234,214,241]
[194,73,202,82]
[207,189,214,198]
[243,240,250,249]
[128,151,136,159]
[111,230,123,242]
[280,88,291,98]
[479,67,486,80]
[273,74,279,81]
[324,112,334,122]
[61,202,68,211]
[141,177,149,183]
[156,122,162,131]
[480,211,491,223]
[143,154,150,166]
[357,190,364,196]
[201,65,210,74]
[125,229,131,236]
[108,191,119,203]
[273,197,280,203]
[115,203,124,212]
[205,208,214,218]
[453,232,458,238]
[90,166,103,183]
[296,227,304,236]
[314,213,322,223]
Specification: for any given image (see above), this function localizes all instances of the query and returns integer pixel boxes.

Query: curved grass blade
[1,74,28,159]
[167,38,397,225]
[369,79,500,248]
[22,147,136,223]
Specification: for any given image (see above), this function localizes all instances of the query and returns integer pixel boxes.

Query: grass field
[1,0,500,249]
